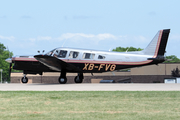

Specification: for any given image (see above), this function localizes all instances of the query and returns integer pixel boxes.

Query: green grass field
[0,91,180,120]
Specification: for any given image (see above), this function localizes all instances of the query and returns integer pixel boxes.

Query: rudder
[157,29,170,56]
[142,29,170,57]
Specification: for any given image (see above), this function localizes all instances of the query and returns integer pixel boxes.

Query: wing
[34,55,82,72]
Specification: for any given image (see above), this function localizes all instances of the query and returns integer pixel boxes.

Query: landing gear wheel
[74,76,83,83]
[21,77,28,83]
[58,77,67,84]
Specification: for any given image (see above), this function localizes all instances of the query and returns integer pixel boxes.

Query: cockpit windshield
[45,49,68,58]
[54,50,67,58]
[45,49,56,56]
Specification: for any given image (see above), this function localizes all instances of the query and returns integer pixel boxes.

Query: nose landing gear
[58,77,67,84]
[58,71,67,84]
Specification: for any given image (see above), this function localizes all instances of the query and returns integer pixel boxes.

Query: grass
[0,91,180,120]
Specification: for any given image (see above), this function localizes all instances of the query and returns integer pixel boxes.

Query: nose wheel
[58,77,67,84]
[58,71,67,84]
[74,73,84,83]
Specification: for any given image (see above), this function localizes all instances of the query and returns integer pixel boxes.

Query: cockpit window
[83,53,95,59]
[54,50,67,58]
[58,50,67,58]
[69,51,79,58]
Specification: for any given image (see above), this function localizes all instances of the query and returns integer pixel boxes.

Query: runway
[0,83,180,91]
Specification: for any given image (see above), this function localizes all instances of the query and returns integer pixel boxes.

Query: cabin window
[83,53,95,59]
[98,55,105,59]
[53,50,67,58]
[69,51,79,58]
[58,50,67,58]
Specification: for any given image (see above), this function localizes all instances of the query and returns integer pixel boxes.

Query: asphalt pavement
[0,83,180,91]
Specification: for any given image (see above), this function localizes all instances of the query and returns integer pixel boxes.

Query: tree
[112,46,143,52]
[164,55,180,63]
[171,67,180,77]
[0,43,13,82]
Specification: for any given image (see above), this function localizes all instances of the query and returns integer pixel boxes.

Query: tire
[21,77,28,83]
[74,76,83,83]
[58,77,67,84]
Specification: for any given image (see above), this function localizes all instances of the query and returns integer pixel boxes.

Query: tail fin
[142,29,170,57]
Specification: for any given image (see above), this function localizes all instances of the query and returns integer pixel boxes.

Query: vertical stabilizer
[142,29,170,57]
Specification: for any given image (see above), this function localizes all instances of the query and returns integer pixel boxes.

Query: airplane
[6,29,170,84]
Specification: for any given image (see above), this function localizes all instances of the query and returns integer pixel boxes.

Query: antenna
[126,48,129,52]
[62,39,67,47]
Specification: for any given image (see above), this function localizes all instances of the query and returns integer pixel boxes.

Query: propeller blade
[9,63,12,79]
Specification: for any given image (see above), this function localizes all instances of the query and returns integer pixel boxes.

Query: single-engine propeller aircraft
[6,29,170,84]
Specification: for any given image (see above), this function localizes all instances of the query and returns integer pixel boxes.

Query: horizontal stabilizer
[147,56,165,61]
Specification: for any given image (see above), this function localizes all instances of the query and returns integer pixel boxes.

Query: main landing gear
[74,73,84,83]
[21,74,28,83]
[58,71,84,84]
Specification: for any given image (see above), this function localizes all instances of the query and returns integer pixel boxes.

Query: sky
[0,0,180,58]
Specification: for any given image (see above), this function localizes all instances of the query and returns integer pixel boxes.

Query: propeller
[9,63,12,79]
[6,47,13,80]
